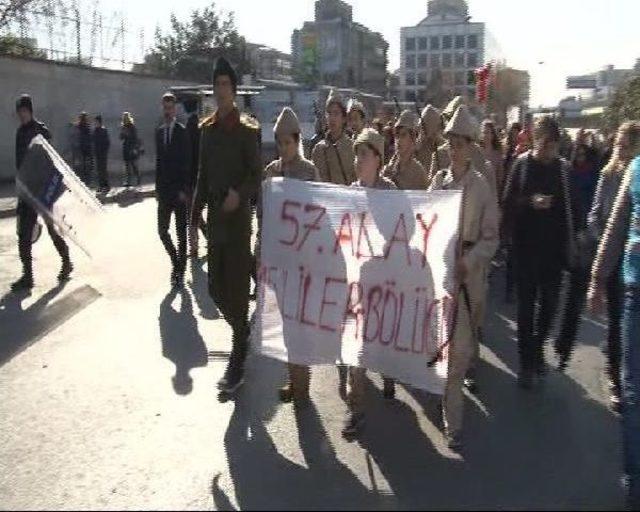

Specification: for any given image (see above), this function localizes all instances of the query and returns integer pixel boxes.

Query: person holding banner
[258,106,321,404]
[428,105,499,451]
[383,110,429,191]
[192,57,262,394]
[311,89,356,186]
[11,94,73,293]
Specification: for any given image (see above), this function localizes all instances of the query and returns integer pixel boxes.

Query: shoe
[446,431,463,452]
[222,361,245,394]
[57,260,73,282]
[279,382,294,403]
[11,274,34,292]
[558,354,570,373]
[383,379,396,400]
[518,371,534,390]
[463,377,479,394]
[341,412,365,439]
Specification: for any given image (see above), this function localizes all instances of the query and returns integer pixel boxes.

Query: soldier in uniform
[346,98,367,140]
[192,57,262,394]
[11,94,73,293]
[383,110,429,190]
[258,107,320,405]
[415,104,444,183]
[428,105,499,451]
[312,89,356,186]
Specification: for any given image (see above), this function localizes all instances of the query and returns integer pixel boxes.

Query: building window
[467,52,478,68]
[430,53,440,68]
[418,37,427,51]
[455,35,465,49]
[442,35,452,50]
[467,34,478,49]
[430,36,440,50]
[442,53,452,68]
[417,53,427,69]
[406,72,416,86]
[406,54,416,69]
[455,52,465,67]
[406,37,416,51]
[406,90,417,102]
[418,72,427,86]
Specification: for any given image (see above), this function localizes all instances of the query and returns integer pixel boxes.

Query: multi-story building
[567,62,639,101]
[399,0,499,104]
[246,43,293,83]
[291,0,388,96]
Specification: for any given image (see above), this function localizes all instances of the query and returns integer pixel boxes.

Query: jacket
[93,126,110,157]
[15,119,51,170]
[155,120,190,203]
[311,132,356,185]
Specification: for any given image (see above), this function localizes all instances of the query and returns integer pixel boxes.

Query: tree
[604,76,640,132]
[486,65,529,121]
[0,0,43,31]
[134,3,252,83]
[0,32,46,57]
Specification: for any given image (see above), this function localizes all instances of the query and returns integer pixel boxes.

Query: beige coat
[312,133,356,185]
[382,154,429,190]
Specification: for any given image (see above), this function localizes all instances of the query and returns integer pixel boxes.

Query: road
[0,197,626,510]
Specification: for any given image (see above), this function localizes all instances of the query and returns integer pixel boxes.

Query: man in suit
[156,92,190,288]
[93,114,110,193]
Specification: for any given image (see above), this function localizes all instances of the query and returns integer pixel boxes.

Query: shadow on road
[0,283,101,367]
[189,257,219,321]
[158,287,208,395]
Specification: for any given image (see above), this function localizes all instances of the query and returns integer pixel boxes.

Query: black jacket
[155,121,190,202]
[93,126,110,157]
[15,119,51,170]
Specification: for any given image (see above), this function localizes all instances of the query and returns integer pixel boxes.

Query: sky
[109,0,640,107]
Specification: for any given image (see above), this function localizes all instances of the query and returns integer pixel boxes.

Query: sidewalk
[0,173,156,219]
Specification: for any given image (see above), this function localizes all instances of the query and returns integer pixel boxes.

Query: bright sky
[113,0,639,107]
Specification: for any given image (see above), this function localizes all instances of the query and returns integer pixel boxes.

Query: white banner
[16,134,104,257]
[255,178,462,395]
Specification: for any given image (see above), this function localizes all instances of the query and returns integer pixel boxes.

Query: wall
[0,55,197,182]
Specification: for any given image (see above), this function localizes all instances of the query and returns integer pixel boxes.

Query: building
[566,62,640,101]
[291,0,388,96]
[246,43,293,82]
[399,0,500,104]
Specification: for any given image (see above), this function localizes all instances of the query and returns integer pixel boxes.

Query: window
[430,53,440,68]
[442,35,452,50]
[417,53,427,68]
[455,52,465,67]
[418,72,427,86]
[467,34,478,49]
[467,52,478,68]
[406,90,416,102]
[406,37,416,51]
[406,54,416,69]
[442,53,452,68]
[455,35,465,49]
[430,36,440,50]
[405,72,416,86]
[418,37,428,51]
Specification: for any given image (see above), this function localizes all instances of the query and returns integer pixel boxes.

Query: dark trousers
[605,271,624,388]
[555,268,590,359]
[95,154,109,190]
[124,160,140,186]
[17,201,69,277]
[79,152,93,185]
[516,268,562,373]
[157,199,187,272]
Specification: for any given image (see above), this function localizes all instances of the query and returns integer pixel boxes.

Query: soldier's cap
[325,89,346,115]
[347,98,366,118]
[395,109,419,134]
[444,104,478,141]
[16,94,33,113]
[213,56,238,93]
[274,107,301,137]
[421,104,443,134]
[442,95,465,120]
[354,127,385,164]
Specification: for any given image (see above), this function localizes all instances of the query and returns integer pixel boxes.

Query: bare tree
[0,0,43,31]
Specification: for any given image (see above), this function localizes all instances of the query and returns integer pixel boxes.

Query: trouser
[621,286,640,507]
[555,267,590,359]
[605,271,624,388]
[79,153,93,184]
[443,291,475,434]
[209,239,252,363]
[516,270,562,373]
[157,199,187,272]
[124,160,140,185]
[347,367,367,414]
[17,200,69,277]
[505,243,516,300]
[95,154,109,190]
[287,363,311,398]
[187,198,207,254]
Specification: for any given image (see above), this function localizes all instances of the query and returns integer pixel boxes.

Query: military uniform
[383,154,429,190]
[195,107,261,370]
[311,133,356,185]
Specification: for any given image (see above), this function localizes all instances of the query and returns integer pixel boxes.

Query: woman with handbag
[120,112,141,187]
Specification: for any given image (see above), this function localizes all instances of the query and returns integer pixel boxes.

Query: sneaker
[383,379,396,400]
[11,274,34,292]
[58,260,73,283]
[446,430,464,452]
[341,412,365,439]
[279,382,294,403]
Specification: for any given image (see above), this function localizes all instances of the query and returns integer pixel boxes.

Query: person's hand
[587,284,606,314]
[531,194,553,210]
[222,187,240,213]
[456,258,469,282]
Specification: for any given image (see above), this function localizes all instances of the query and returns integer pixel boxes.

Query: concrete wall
[0,55,196,182]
